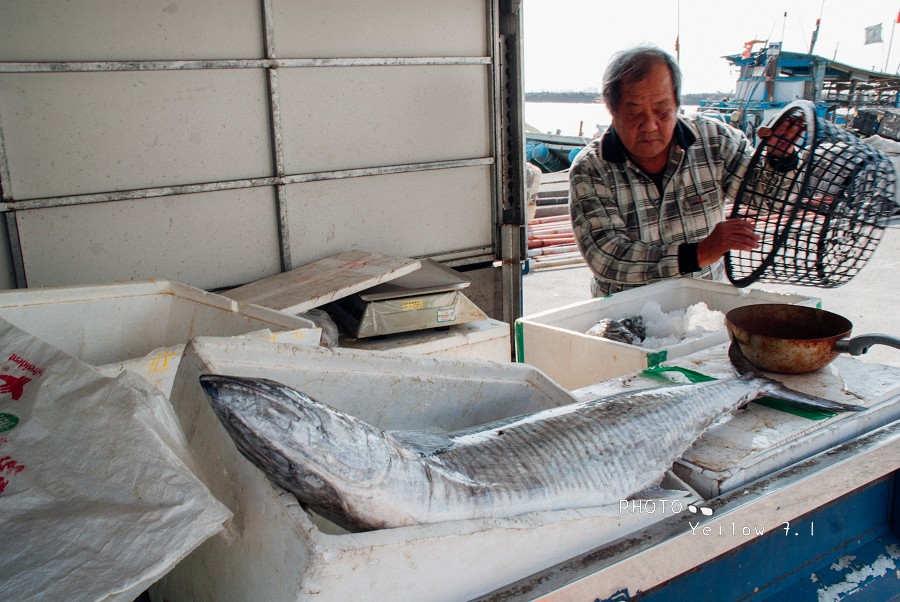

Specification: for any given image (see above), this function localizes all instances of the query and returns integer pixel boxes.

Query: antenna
[781,11,788,43]
[886,12,897,72]
[676,0,681,64]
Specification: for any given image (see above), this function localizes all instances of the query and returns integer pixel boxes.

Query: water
[524,102,611,138]
[524,102,701,138]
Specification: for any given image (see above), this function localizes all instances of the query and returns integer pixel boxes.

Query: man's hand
[757,114,805,160]
[697,219,760,267]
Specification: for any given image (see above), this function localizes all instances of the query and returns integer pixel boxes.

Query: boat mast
[887,11,898,72]
[809,19,820,54]
[809,1,825,55]
[676,0,681,64]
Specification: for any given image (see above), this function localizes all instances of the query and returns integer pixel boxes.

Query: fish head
[199,374,396,521]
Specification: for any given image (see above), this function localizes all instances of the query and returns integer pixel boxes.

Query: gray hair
[602,46,682,113]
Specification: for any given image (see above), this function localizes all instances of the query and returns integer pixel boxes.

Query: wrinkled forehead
[620,63,676,103]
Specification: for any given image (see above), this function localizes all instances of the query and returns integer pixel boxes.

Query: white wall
[0,0,503,290]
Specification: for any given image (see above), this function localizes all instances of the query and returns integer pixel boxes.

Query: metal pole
[809,0,825,55]
[809,19,820,54]
[886,20,896,73]
[676,0,681,64]
[497,0,525,334]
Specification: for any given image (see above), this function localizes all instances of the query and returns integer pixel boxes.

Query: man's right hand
[697,219,760,267]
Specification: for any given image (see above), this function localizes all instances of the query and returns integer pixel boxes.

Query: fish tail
[730,342,864,413]
[755,375,865,413]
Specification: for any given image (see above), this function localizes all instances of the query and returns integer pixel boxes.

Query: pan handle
[835,333,900,356]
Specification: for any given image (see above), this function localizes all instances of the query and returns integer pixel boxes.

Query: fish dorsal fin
[386,429,455,457]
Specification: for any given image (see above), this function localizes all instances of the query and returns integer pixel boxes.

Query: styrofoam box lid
[0,280,318,366]
[518,278,820,352]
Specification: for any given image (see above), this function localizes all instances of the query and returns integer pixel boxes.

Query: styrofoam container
[515,278,820,390]
[340,318,511,361]
[0,280,320,395]
[571,345,900,500]
[152,338,701,602]
[670,353,900,498]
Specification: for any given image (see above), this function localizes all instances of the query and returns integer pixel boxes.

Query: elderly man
[569,45,792,297]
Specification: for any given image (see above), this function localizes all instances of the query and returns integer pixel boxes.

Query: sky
[523,0,900,94]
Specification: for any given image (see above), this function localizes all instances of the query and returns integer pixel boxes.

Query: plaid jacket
[569,114,754,297]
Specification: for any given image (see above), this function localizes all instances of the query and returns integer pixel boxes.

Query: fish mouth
[201,373,303,405]
[199,374,325,430]
[200,373,266,398]
[199,374,396,487]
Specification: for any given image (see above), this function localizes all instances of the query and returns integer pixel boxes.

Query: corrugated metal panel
[0,70,272,200]
[270,0,487,57]
[0,0,264,61]
[14,188,282,289]
[0,0,518,300]
[278,65,491,174]
[283,166,493,265]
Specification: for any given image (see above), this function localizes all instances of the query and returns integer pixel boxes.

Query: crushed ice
[586,301,726,348]
[641,301,725,348]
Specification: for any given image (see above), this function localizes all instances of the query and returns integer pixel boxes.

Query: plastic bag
[299,308,340,347]
[0,318,231,602]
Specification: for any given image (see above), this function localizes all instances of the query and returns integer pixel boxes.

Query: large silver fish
[199,372,862,531]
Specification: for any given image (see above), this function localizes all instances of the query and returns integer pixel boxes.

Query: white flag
[864,23,883,44]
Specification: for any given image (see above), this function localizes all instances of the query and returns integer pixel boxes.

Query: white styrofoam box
[0,280,320,395]
[669,351,900,499]
[572,345,900,500]
[152,337,702,602]
[340,318,511,361]
[515,278,820,390]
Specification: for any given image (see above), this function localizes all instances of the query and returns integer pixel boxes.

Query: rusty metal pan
[725,304,900,373]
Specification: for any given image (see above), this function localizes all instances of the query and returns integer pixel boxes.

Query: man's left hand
[697,219,760,267]
[757,114,805,160]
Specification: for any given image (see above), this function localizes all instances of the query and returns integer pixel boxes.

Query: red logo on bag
[0,374,31,400]
[0,455,25,496]
[6,354,44,378]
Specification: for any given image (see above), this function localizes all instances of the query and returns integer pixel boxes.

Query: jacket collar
[601,116,697,164]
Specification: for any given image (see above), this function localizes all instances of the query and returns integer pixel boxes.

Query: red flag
[742,41,753,58]
[896,10,900,23]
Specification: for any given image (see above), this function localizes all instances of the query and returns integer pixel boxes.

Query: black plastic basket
[725,100,897,288]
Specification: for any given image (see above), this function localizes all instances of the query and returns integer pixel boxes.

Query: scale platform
[330,259,487,339]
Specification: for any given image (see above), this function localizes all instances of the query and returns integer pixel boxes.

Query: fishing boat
[525,130,593,173]
[699,41,900,141]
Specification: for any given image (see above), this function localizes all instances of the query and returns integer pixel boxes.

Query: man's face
[610,63,679,172]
